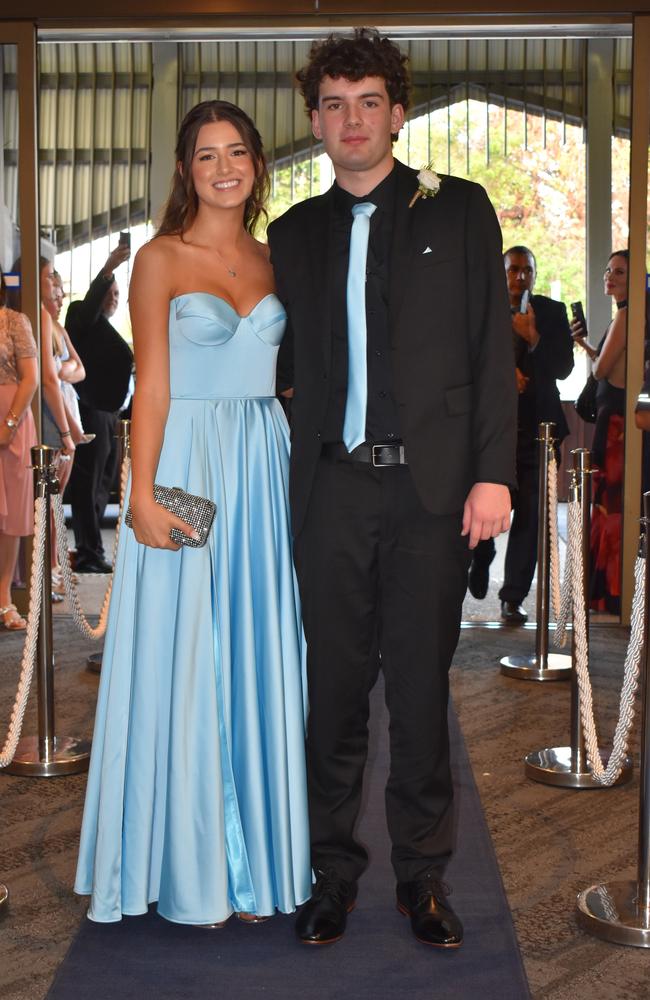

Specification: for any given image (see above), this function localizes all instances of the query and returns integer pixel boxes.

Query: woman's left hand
[0,424,15,448]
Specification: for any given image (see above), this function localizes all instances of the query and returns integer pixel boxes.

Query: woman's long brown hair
[156,100,270,239]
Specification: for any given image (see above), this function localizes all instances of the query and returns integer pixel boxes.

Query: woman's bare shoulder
[136,233,184,264]
[609,306,627,339]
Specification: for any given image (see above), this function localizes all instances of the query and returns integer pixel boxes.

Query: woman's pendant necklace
[215,246,237,278]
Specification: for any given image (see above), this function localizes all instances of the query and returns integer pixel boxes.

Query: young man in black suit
[267,29,516,948]
[65,245,133,573]
[469,246,574,622]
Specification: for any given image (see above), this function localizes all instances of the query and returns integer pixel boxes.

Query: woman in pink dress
[0,266,39,630]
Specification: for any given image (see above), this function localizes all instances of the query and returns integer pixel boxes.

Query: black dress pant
[68,404,119,564]
[498,434,540,605]
[293,454,471,884]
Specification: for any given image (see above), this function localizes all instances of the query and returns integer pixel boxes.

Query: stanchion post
[119,418,131,462]
[87,419,129,674]
[570,449,591,776]
[500,422,572,681]
[524,448,632,788]
[576,492,650,946]
[3,446,91,777]
[535,422,553,666]
[35,446,55,764]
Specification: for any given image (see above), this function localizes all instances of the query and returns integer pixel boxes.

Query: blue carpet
[46,685,530,1000]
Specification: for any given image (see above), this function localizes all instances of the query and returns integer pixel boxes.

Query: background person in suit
[268,28,516,949]
[468,246,574,621]
[65,245,133,573]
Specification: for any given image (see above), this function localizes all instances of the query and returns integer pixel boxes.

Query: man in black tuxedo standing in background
[268,29,516,948]
[468,246,574,622]
[65,244,133,573]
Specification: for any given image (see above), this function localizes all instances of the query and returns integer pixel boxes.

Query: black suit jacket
[518,294,574,442]
[268,159,517,537]
[65,271,133,413]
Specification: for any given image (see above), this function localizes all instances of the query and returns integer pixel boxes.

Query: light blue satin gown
[74,292,311,924]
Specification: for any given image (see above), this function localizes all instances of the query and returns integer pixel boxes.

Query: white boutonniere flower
[408,165,441,208]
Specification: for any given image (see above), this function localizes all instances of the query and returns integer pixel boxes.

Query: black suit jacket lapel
[389,161,420,332]
[306,187,335,373]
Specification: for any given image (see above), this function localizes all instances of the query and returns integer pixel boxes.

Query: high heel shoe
[0,604,27,630]
[236,912,270,924]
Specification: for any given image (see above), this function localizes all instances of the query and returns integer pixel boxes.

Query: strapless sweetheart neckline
[170,291,278,320]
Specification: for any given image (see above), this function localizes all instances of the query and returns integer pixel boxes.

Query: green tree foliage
[394,101,589,305]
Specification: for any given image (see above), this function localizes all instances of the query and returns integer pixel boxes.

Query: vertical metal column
[571,449,591,776]
[525,449,632,787]
[4,447,90,777]
[500,423,571,681]
[577,492,650,945]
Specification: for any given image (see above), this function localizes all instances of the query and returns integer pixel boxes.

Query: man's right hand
[103,244,131,277]
[515,367,529,394]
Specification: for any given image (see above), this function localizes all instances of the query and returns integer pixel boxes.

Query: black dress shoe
[468,560,490,600]
[295,868,357,945]
[396,875,463,948]
[75,556,113,574]
[500,600,528,624]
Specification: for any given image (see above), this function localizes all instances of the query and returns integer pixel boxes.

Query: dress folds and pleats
[75,292,311,924]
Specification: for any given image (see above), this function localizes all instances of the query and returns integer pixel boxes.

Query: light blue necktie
[343,201,377,452]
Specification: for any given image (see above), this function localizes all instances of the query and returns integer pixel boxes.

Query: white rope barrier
[568,493,645,786]
[0,497,47,768]
[0,442,128,767]
[51,455,130,641]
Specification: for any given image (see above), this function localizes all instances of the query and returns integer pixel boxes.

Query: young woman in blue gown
[75,101,311,926]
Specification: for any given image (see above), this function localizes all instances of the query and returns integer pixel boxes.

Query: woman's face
[40,261,56,304]
[188,119,256,214]
[52,277,64,317]
[604,255,628,303]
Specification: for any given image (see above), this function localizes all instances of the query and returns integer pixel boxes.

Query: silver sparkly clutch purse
[125,485,216,548]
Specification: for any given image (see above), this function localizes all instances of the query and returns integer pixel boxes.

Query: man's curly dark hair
[296,28,411,129]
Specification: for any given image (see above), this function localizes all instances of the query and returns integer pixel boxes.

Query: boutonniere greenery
[408,165,441,209]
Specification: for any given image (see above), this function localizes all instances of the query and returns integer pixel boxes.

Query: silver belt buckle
[372,443,403,466]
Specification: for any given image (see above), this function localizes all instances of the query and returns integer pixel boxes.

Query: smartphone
[519,288,530,313]
[119,231,131,248]
[571,300,587,335]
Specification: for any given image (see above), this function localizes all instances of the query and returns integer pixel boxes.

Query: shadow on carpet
[46,685,530,1000]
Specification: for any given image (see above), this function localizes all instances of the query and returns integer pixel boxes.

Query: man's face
[311,75,404,181]
[504,251,536,306]
[103,281,119,318]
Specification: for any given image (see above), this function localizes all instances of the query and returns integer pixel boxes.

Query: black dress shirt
[322,167,401,443]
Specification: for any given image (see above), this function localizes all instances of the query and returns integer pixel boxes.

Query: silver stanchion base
[3,736,90,777]
[86,650,102,673]
[525,746,633,787]
[500,652,572,681]
[577,880,650,947]
[0,883,7,913]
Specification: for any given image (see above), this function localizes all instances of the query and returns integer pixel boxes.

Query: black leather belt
[321,441,408,466]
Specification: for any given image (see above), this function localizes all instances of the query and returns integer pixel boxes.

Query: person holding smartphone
[468,246,574,621]
[65,242,133,573]
[571,251,629,614]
